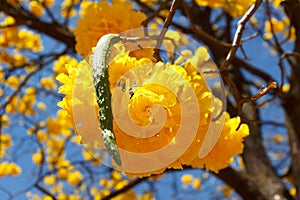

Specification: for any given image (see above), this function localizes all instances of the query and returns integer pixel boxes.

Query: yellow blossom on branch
[29,1,44,17]
[264,17,296,41]
[44,175,56,185]
[32,150,43,165]
[0,134,12,151]
[67,170,83,186]
[74,1,146,57]
[57,42,249,177]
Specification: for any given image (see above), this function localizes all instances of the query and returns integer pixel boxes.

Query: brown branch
[181,1,232,48]
[153,0,180,62]
[216,167,266,200]
[101,177,148,200]
[235,82,277,130]
[141,0,171,33]
[166,166,276,200]
[280,2,300,198]
[220,0,263,71]
[278,52,300,92]
[34,184,57,199]
[265,0,283,52]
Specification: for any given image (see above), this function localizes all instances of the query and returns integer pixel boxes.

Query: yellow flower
[181,174,193,185]
[58,168,69,179]
[0,134,12,148]
[282,84,291,93]
[222,185,233,198]
[195,0,255,18]
[42,0,54,7]
[29,1,44,17]
[32,150,43,165]
[82,149,94,161]
[290,187,296,197]
[264,18,296,41]
[108,51,153,88]
[54,55,78,76]
[61,0,79,17]
[112,170,122,181]
[37,130,47,142]
[74,1,146,57]
[0,162,21,177]
[138,192,155,200]
[37,102,46,110]
[192,178,201,189]
[164,30,189,58]
[16,29,43,52]
[40,77,57,89]
[0,114,10,127]
[57,193,67,199]
[189,114,249,173]
[272,0,282,8]
[6,75,20,89]
[67,170,83,186]
[46,109,73,137]
[44,175,56,185]
[17,87,37,115]
[273,134,284,143]
[114,180,128,190]
[57,46,249,177]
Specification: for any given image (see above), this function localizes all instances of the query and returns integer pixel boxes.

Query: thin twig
[278,52,300,90]
[153,0,180,62]
[34,184,57,199]
[181,2,231,48]
[236,81,277,130]
[141,0,171,36]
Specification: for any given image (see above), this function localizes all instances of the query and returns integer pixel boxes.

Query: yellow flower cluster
[0,134,12,158]
[6,87,37,115]
[0,162,21,177]
[56,61,84,119]
[32,148,84,188]
[32,150,43,166]
[28,108,78,181]
[264,18,296,41]
[90,170,137,200]
[57,42,249,177]
[271,0,282,8]
[195,0,256,17]
[61,0,80,17]
[40,77,57,90]
[46,110,73,137]
[0,16,43,52]
[74,1,146,57]
[0,51,27,67]
[29,1,44,17]
[181,174,201,189]
[0,114,10,127]
[53,55,78,76]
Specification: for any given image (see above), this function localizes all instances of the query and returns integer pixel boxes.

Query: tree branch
[102,177,148,200]
[0,1,75,51]
[220,0,263,71]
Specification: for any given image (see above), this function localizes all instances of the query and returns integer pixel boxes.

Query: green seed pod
[92,34,122,166]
